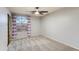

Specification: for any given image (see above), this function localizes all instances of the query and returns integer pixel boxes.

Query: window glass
[16,16,28,24]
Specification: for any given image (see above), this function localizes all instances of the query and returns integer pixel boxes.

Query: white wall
[31,16,40,36]
[0,7,11,51]
[41,8,79,49]
[16,16,40,39]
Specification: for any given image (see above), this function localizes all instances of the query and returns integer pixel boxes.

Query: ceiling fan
[32,7,48,15]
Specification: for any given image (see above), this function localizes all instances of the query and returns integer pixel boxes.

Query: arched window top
[16,16,28,24]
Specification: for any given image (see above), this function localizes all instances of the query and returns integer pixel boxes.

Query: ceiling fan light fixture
[34,11,40,15]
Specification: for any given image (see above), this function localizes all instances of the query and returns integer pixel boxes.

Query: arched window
[15,16,29,31]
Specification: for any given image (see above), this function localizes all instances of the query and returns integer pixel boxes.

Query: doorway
[7,14,11,45]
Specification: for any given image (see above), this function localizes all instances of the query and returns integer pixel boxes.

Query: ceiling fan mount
[36,7,39,9]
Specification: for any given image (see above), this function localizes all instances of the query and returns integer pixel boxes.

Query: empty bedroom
[0,7,79,51]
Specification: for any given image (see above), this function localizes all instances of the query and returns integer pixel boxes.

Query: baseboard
[42,34,79,50]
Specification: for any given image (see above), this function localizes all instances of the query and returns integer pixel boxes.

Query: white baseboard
[42,34,79,50]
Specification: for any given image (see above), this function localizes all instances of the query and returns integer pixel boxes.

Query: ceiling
[7,7,62,17]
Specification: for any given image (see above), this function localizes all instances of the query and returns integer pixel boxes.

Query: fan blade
[31,11,36,14]
[40,11,48,13]
[39,11,48,15]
